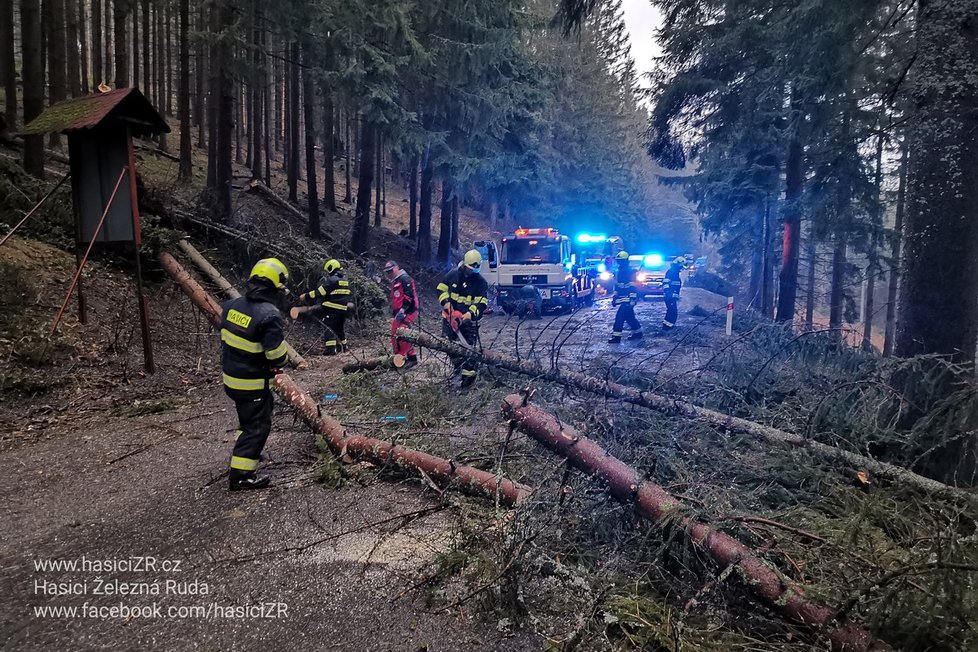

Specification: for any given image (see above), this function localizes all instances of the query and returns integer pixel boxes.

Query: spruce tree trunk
[828,231,847,346]
[321,94,336,211]
[776,126,803,322]
[861,135,885,352]
[761,200,775,318]
[287,42,299,200]
[178,0,191,180]
[896,0,978,365]
[804,229,817,330]
[417,159,434,263]
[102,0,111,84]
[234,79,243,164]
[883,142,908,358]
[214,0,233,220]
[156,2,166,148]
[343,110,352,203]
[450,192,460,250]
[79,0,89,94]
[351,120,376,254]
[48,0,66,147]
[437,178,454,265]
[1,0,16,129]
[302,44,319,239]
[91,0,102,87]
[273,39,281,154]
[113,0,128,88]
[250,0,263,182]
[374,133,382,227]
[165,1,172,115]
[195,4,205,148]
[21,0,44,178]
[141,0,149,97]
[65,0,81,96]
[131,0,139,92]
[408,153,419,238]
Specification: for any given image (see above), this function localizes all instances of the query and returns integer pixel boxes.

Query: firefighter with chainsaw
[297,259,352,354]
[608,250,643,343]
[220,258,290,491]
[437,249,488,388]
[661,256,685,331]
[385,260,419,368]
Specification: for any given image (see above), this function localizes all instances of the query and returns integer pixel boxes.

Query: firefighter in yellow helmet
[220,258,290,491]
[297,259,352,354]
[437,249,488,388]
[608,250,642,343]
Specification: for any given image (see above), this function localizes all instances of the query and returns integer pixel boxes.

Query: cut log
[159,253,530,506]
[176,238,307,369]
[342,356,394,374]
[401,329,975,503]
[502,395,888,652]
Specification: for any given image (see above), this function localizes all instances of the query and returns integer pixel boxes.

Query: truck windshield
[502,239,562,264]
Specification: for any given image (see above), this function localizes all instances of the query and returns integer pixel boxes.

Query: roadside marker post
[726,297,734,336]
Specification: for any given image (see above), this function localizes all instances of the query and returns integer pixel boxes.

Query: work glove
[460,311,473,322]
[395,308,406,321]
[442,305,452,321]
[298,292,309,302]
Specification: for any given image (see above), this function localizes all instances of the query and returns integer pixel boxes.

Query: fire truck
[474,228,595,315]
[572,233,624,293]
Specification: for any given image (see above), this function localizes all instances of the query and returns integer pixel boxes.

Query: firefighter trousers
[226,387,273,479]
[612,303,641,337]
[443,319,480,385]
[663,295,679,328]
[391,313,417,358]
[320,311,347,355]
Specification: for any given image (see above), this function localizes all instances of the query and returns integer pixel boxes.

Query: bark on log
[176,238,307,369]
[159,253,530,506]
[342,356,393,374]
[502,395,887,652]
[401,329,974,503]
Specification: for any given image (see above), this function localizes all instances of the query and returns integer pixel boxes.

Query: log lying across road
[400,328,974,502]
[161,252,530,507]
[176,238,308,369]
[502,395,888,652]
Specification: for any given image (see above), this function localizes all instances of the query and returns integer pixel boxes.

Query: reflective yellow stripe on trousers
[222,374,267,391]
[230,456,259,471]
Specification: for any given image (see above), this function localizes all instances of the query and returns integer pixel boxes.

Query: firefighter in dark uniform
[298,259,352,354]
[608,250,643,343]
[662,256,685,330]
[220,258,290,491]
[437,249,488,388]
[385,260,419,367]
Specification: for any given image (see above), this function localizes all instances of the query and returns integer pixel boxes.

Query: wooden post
[127,134,155,373]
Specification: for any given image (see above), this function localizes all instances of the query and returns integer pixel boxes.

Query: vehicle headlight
[599,272,613,281]
[637,273,648,282]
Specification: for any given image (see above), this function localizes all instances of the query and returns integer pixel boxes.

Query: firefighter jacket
[307,272,352,315]
[391,271,418,317]
[613,265,638,306]
[220,284,288,392]
[437,265,489,321]
[662,264,683,298]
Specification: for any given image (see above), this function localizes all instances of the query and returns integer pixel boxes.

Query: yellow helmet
[324,259,341,275]
[615,250,629,260]
[463,249,482,271]
[673,256,687,266]
[250,257,289,288]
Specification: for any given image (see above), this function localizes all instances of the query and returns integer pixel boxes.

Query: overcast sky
[621,0,663,83]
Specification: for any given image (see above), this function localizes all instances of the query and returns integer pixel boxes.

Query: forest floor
[2,137,975,651]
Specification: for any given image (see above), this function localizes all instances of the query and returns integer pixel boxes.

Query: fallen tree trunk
[160,253,530,506]
[502,395,887,652]
[342,356,393,374]
[247,179,309,223]
[176,238,308,369]
[401,329,973,502]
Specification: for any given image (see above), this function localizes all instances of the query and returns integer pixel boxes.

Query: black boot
[403,355,418,369]
[460,374,476,389]
[229,472,271,492]
[607,335,622,344]
[628,331,643,340]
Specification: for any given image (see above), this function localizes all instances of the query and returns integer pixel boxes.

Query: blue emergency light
[576,233,607,244]
[644,254,664,268]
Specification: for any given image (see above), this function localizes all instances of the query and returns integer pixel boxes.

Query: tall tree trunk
[343,109,352,203]
[488,199,498,233]
[408,153,419,238]
[351,120,376,254]
[79,0,89,94]
[65,0,81,96]
[92,0,102,87]
[321,84,336,211]
[374,132,382,227]
[155,1,166,149]
[213,0,233,220]
[131,0,139,92]
[828,231,847,346]
[804,226,817,330]
[302,44,319,239]
[263,81,270,185]
[417,157,434,263]
[1,0,16,129]
[776,115,804,322]
[164,1,172,114]
[48,0,66,147]
[437,178,454,265]
[249,0,263,181]
[287,42,299,197]
[896,0,978,365]
[141,0,149,97]
[450,191,460,250]
[234,79,243,164]
[861,134,885,352]
[178,0,191,180]
[113,0,129,88]
[883,141,908,357]
[195,4,205,148]
[748,207,763,309]
[761,200,775,318]
[273,38,282,154]
[102,0,111,84]
[21,0,44,178]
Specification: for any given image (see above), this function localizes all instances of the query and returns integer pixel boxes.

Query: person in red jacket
[385,260,419,368]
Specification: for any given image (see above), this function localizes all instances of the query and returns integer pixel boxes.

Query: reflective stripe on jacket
[613,265,638,306]
[307,272,352,313]
[220,294,287,391]
[437,266,489,320]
